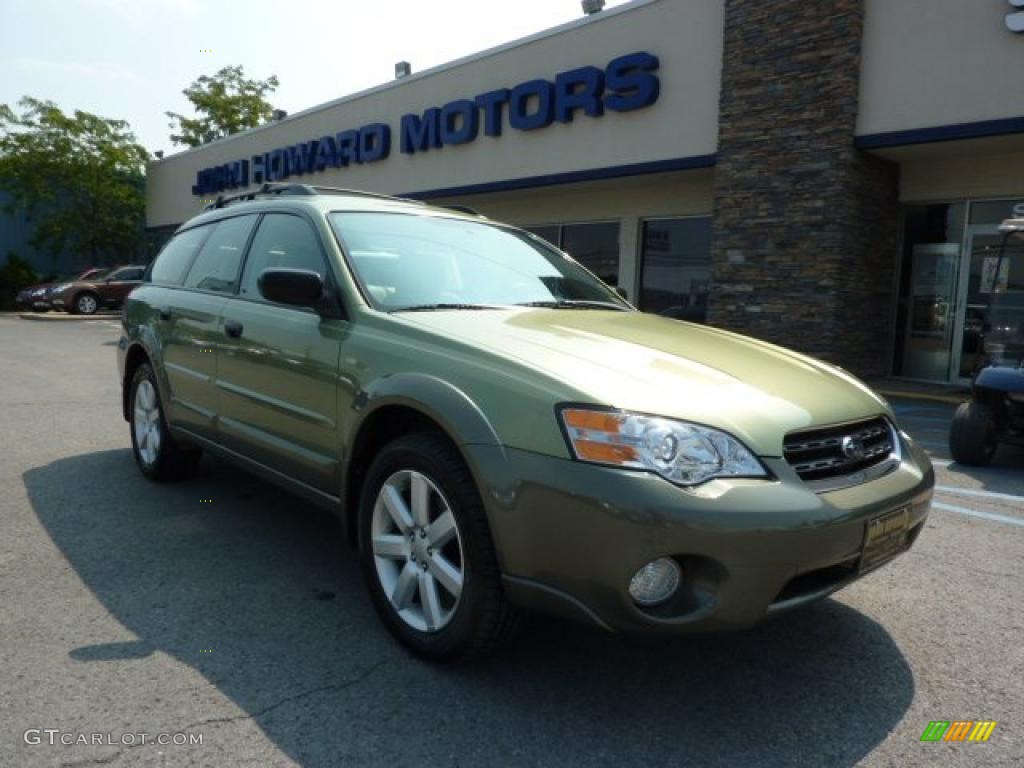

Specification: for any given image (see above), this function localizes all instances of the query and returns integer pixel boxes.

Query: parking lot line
[932,501,1024,528]
[935,485,1024,505]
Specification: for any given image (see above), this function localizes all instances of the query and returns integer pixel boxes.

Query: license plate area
[860,505,911,573]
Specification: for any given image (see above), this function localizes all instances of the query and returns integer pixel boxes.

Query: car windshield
[329,212,630,312]
[78,269,109,281]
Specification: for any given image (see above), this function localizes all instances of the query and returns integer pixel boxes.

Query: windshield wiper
[392,303,506,312]
[515,300,629,311]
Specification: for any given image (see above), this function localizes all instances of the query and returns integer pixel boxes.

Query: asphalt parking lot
[1,315,1021,768]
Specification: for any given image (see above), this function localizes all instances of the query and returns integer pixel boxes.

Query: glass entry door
[901,243,960,381]
[955,227,1024,379]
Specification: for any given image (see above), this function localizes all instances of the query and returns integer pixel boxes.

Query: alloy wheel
[78,294,98,314]
[370,469,465,633]
[133,379,162,466]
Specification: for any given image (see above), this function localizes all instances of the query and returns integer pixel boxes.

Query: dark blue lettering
[440,100,478,145]
[315,135,338,170]
[268,149,286,181]
[336,130,359,166]
[604,52,660,112]
[509,79,554,131]
[554,66,605,123]
[359,123,390,163]
[285,142,315,176]
[251,153,267,184]
[400,109,442,154]
[474,89,509,137]
[227,160,248,188]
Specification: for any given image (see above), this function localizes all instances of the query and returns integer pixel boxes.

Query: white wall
[859,0,1024,136]
[147,0,724,227]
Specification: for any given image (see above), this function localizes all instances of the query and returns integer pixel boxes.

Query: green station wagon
[118,184,934,660]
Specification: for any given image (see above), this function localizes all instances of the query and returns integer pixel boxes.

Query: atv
[949,216,1024,466]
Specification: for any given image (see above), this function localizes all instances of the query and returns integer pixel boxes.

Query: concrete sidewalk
[13,311,120,322]
[867,378,969,405]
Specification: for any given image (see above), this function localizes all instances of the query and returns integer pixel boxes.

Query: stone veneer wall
[708,0,900,377]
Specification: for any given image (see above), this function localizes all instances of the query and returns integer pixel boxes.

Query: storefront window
[968,199,1024,226]
[894,204,965,380]
[525,225,559,248]
[638,217,712,323]
[524,222,620,287]
[561,223,619,287]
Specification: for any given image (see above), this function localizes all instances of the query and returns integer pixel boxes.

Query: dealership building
[146,0,1024,383]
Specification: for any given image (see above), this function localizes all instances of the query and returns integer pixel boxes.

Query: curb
[17,312,120,322]
[874,389,968,405]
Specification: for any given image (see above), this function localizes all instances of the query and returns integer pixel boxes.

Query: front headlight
[559,407,768,486]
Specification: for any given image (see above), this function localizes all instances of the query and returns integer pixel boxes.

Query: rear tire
[358,432,522,662]
[129,363,201,481]
[949,401,998,466]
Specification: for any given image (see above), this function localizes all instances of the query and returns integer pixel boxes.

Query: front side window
[239,214,325,302]
[183,215,257,294]
[150,226,210,286]
[109,267,144,281]
[639,218,712,323]
[330,212,628,311]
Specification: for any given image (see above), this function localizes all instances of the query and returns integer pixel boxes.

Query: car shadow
[25,449,915,767]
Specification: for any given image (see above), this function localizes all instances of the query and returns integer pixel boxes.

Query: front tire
[358,432,521,661]
[72,292,99,315]
[949,401,998,466]
[129,363,201,481]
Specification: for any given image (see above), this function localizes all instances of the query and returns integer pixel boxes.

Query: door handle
[158,307,172,321]
[224,319,243,338]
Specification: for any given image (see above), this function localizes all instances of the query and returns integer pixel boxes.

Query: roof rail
[202,183,421,211]
[441,204,485,217]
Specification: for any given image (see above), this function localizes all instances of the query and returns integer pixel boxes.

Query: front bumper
[16,294,51,310]
[468,434,933,633]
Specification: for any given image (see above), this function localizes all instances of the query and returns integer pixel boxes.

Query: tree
[0,97,149,269]
[166,65,280,147]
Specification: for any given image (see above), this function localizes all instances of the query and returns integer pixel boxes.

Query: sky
[2,0,630,157]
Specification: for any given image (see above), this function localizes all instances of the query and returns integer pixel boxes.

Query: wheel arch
[341,373,505,549]
[71,289,100,311]
[121,339,167,422]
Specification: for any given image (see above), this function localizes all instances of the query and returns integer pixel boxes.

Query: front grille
[783,416,895,484]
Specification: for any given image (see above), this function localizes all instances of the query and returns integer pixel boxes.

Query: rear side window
[183,215,257,294]
[239,214,325,301]
[150,227,210,286]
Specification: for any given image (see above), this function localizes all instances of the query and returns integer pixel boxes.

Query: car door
[215,212,345,494]
[156,217,255,440]
[101,267,146,305]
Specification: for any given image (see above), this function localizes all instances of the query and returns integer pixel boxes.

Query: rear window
[183,215,257,294]
[150,226,210,286]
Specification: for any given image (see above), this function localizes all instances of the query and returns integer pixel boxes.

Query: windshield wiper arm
[516,300,629,311]
[392,303,506,312]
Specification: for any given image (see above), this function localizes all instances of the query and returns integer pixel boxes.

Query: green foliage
[0,252,40,310]
[0,97,149,268]
[166,65,280,147]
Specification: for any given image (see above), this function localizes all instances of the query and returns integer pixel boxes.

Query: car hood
[400,309,891,457]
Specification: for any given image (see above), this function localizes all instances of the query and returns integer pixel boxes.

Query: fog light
[629,558,681,606]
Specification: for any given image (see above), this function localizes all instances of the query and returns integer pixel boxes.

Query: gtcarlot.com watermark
[24,729,203,747]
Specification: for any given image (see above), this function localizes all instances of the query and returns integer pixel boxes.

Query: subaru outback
[118,183,934,660]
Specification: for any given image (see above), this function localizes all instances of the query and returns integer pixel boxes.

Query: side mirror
[258,268,325,309]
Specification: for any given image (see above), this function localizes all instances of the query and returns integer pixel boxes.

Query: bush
[0,253,40,310]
